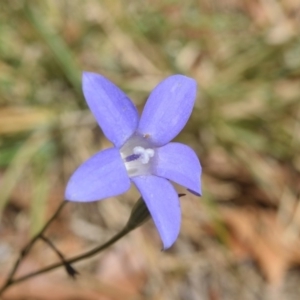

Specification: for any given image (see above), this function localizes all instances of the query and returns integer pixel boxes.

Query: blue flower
[65,72,202,249]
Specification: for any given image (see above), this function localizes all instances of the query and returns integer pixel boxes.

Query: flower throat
[120,134,155,177]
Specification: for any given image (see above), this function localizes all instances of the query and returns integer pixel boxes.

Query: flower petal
[152,143,202,195]
[65,147,130,202]
[82,72,139,148]
[132,175,180,249]
[137,75,197,146]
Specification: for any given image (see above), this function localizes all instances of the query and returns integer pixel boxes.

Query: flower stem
[0,201,67,295]
[9,227,130,286]
[0,195,184,295]
[0,197,149,295]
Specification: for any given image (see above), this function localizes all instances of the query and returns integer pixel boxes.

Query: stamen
[119,134,156,177]
[133,146,154,164]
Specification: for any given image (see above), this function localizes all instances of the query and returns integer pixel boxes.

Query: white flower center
[133,146,154,164]
[120,134,155,177]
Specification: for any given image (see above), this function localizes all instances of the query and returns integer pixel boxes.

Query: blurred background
[0,0,300,299]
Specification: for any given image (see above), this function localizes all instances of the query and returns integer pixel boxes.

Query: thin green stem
[0,195,170,295]
[40,235,66,262]
[0,201,67,295]
[23,201,67,256]
[11,227,130,285]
